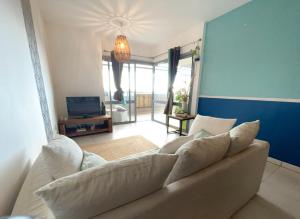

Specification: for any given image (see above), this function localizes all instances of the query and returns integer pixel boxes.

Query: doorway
[135,64,154,122]
[102,55,193,128]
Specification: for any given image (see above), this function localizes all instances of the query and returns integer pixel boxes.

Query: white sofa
[93,140,269,219]
[13,136,269,219]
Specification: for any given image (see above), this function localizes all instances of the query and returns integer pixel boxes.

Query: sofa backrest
[93,140,269,219]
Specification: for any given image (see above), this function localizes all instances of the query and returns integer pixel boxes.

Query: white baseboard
[267,157,300,173]
[282,162,300,174]
[267,157,282,166]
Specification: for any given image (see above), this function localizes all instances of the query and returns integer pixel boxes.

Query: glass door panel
[153,62,168,124]
[103,61,135,124]
[136,64,153,121]
[102,61,112,117]
[129,64,136,122]
[171,56,193,131]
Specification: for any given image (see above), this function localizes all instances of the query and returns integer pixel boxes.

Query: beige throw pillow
[227,120,260,156]
[36,154,178,219]
[43,135,83,179]
[165,133,230,185]
[188,114,237,136]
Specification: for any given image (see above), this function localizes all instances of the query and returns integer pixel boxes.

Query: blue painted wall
[199,0,300,166]
[201,0,300,99]
[198,97,300,167]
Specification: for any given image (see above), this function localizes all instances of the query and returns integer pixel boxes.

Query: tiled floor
[74,121,300,219]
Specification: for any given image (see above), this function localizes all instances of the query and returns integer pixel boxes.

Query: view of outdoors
[102,56,193,130]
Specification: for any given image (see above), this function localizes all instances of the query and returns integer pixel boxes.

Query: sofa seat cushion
[188,114,237,136]
[43,135,83,179]
[36,154,178,219]
[165,133,231,184]
[227,120,260,156]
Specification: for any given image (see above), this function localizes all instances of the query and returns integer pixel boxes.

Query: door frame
[152,52,195,129]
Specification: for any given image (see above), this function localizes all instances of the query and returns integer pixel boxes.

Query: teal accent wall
[200,0,300,99]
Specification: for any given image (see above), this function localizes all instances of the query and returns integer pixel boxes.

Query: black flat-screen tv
[67,96,101,118]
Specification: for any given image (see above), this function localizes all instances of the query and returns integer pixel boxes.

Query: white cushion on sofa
[165,133,231,184]
[227,120,260,156]
[188,115,237,136]
[12,153,54,219]
[159,135,194,154]
[80,151,107,170]
[36,154,178,219]
[43,135,83,179]
[159,129,214,154]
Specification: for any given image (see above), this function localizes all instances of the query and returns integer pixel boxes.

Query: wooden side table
[166,114,196,136]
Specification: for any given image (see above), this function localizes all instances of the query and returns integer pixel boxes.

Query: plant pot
[182,101,188,113]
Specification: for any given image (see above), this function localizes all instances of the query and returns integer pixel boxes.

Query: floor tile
[259,168,300,218]
[231,195,295,219]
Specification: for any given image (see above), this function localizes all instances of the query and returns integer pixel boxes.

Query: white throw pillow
[159,129,214,154]
[12,153,54,219]
[43,135,83,179]
[193,129,213,139]
[188,115,237,136]
[80,151,107,170]
[165,133,230,185]
[227,120,260,156]
[159,135,194,154]
[36,154,178,219]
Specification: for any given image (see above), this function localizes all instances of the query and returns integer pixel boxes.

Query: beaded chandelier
[114,35,131,62]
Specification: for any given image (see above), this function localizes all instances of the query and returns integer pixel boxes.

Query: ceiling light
[110,16,131,62]
[114,35,131,62]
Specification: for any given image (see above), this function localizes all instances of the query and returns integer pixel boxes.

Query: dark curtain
[164,47,181,114]
[111,51,124,102]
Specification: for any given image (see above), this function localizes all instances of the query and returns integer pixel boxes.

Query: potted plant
[175,87,189,113]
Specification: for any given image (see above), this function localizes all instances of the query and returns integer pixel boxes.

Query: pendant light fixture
[114,34,131,62]
[113,18,131,63]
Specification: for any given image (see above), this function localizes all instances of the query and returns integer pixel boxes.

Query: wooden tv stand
[58,115,112,137]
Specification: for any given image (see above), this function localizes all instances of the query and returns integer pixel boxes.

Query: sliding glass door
[153,62,168,124]
[135,64,153,121]
[103,55,193,127]
[103,61,135,124]
[152,56,193,129]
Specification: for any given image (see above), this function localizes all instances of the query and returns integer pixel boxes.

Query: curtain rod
[153,38,202,58]
[103,38,201,59]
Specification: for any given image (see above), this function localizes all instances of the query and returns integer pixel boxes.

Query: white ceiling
[38,0,250,46]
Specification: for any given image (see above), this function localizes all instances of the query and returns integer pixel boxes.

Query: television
[67,96,101,118]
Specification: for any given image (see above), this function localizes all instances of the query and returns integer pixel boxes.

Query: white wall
[0,0,48,215]
[46,23,104,119]
[30,0,57,133]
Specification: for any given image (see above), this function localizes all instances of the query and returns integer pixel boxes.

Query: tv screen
[67,96,101,118]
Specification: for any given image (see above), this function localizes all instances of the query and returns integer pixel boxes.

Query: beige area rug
[81,135,158,161]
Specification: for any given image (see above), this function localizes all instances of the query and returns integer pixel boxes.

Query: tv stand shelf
[58,115,112,137]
